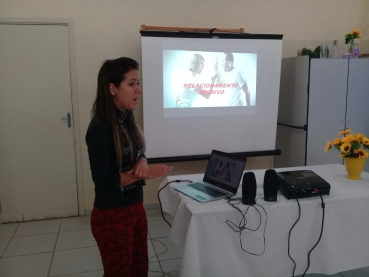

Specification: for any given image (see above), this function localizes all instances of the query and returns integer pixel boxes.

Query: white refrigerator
[275,56,369,172]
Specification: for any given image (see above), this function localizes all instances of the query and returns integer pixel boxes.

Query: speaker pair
[241,169,279,204]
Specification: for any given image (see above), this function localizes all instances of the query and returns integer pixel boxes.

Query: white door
[346,59,369,172]
[306,59,348,166]
[0,24,78,222]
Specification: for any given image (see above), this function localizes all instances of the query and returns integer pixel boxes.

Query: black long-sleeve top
[85,112,146,209]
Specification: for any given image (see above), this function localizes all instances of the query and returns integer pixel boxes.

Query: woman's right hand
[146,164,171,179]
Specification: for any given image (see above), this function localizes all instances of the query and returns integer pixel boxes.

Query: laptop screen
[203,150,246,195]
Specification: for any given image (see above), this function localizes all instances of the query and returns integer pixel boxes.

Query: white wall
[1,0,368,208]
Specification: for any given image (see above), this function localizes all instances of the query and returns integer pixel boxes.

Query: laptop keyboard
[188,183,227,198]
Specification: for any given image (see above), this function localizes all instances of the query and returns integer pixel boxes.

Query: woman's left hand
[127,157,149,179]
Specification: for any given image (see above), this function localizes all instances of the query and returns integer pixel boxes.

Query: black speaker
[242,172,257,205]
[263,169,278,202]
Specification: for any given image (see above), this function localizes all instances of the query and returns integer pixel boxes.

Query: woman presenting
[86,57,171,277]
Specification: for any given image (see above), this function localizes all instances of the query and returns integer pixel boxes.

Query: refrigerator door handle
[277,122,307,131]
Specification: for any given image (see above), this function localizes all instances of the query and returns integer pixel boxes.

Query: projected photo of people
[163,50,257,109]
[176,53,205,108]
[211,160,236,182]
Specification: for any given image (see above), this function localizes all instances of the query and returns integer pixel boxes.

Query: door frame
[0,17,85,216]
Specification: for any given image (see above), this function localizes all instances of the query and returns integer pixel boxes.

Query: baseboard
[144,203,160,210]
[84,209,92,216]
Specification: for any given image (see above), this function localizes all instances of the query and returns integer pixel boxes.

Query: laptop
[174,150,246,202]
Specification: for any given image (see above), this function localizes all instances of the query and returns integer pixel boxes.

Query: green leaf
[351,142,360,151]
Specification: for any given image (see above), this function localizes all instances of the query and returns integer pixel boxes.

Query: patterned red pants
[91,200,148,277]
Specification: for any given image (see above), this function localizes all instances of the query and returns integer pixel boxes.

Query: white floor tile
[160,258,182,277]
[49,246,102,276]
[52,270,104,277]
[0,238,11,257]
[55,229,96,251]
[0,223,19,239]
[0,252,52,277]
[146,208,172,222]
[148,261,163,277]
[3,233,57,257]
[148,220,171,238]
[152,237,183,261]
[148,239,158,262]
[60,216,91,232]
[14,219,61,237]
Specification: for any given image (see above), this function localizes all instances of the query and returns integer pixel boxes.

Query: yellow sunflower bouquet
[324,129,369,159]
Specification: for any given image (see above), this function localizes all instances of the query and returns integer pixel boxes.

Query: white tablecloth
[158,164,369,277]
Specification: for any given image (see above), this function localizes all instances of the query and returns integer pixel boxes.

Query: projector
[276,170,331,200]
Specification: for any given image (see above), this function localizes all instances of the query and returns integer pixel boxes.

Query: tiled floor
[0,208,368,277]
[0,209,181,277]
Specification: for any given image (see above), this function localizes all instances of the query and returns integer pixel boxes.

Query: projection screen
[141,31,283,160]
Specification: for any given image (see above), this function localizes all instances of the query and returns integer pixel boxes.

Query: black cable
[209,28,217,33]
[251,200,268,256]
[226,198,262,232]
[288,197,301,277]
[302,194,325,277]
[157,180,192,228]
[225,197,268,256]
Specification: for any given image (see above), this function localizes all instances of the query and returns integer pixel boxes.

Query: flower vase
[351,39,360,58]
[344,157,365,180]
[350,39,355,52]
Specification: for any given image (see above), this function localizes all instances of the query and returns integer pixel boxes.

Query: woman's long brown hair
[92,57,145,165]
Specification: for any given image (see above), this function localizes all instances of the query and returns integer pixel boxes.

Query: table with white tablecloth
[158,164,369,277]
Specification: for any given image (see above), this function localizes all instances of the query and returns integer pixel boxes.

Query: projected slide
[163,50,257,109]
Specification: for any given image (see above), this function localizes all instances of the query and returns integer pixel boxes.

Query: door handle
[277,122,307,131]
[61,112,71,128]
